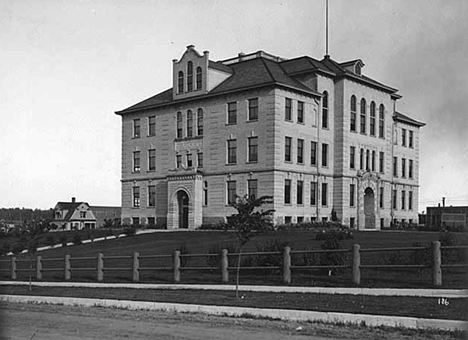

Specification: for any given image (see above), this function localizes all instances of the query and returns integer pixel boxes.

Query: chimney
[442,197,445,207]
[238,52,245,61]
[72,197,76,203]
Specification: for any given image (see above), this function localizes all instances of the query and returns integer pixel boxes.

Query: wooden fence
[0,241,467,286]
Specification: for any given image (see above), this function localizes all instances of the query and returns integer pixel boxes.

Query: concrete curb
[1,281,467,298]
[1,294,466,332]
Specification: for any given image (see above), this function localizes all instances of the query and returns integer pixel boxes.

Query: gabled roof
[116,89,173,114]
[394,111,425,127]
[55,201,92,221]
[208,60,233,73]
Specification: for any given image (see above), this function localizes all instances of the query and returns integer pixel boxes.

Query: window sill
[297,121,305,125]
[132,136,141,139]
[174,136,203,142]
[225,163,237,166]
[148,170,156,173]
[147,134,156,138]
[246,161,258,164]
[132,171,141,174]
[247,119,258,123]
[225,122,237,126]
[297,162,305,166]
[285,160,292,164]
[285,119,293,123]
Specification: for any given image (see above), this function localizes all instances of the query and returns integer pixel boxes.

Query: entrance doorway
[364,187,375,229]
[177,190,189,229]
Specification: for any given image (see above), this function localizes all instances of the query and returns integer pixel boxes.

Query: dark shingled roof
[394,111,425,127]
[55,202,85,221]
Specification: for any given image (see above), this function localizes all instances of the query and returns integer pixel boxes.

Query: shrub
[198,222,230,230]
[319,234,348,274]
[45,234,55,247]
[315,229,353,241]
[254,239,289,268]
[72,234,82,246]
[206,243,238,268]
[122,226,137,237]
[59,235,68,247]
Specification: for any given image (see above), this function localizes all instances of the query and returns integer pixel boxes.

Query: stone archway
[364,187,375,229]
[177,190,189,229]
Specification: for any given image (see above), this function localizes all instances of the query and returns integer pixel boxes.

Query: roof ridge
[259,58,277,83]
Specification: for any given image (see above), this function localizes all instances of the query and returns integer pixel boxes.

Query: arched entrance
[364,187,375,229]
[177,190,189,229]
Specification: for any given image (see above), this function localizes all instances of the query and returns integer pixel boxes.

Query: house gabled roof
[394,111,425,127]
[54,201,93,222]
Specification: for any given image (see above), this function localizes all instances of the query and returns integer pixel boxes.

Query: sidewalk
[1,281,467,298]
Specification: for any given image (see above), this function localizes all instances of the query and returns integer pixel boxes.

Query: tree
[227,195,274,298]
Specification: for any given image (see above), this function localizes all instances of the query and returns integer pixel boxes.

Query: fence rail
[1,241,466,286]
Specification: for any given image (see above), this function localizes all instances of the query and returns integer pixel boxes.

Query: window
[401,190,406,210]
[227,139,237,164]
[380,218,384,229]
[409,159,413,179]
[132,217,139,225]
[148,185,156,207]
[248,137,258,162]
[285,137,292,162]
[178,71,184,93]
[227,181,237,204]
[371,150,376,171]
[147,217,155,225]
[409,131,414,148]
[148,149,156,171]
[350,217,355,229]
[285,216,292,224]
[350,146,356,169]
[392,189,397,210]
[297,180,303,205]
[402,129,406,146]
[310,182,317,206]
[285,98,292,121]
[197,152,203,168]
[133,186,140,208]
[379,104,385,138]
[297,139,304,164]
[248,98,258,121]
[366,149,370,171]
[311,141,317,166]
[203,181,208,206]
[176,154,182,168]
[176,111,183,138]
[297,101,304,123]
[196,67,202,90]
[197,108,203,136]
[393,157,398,177]
[350,184,355,207]
[401,158,406,178]
[133,119,141,138]
[227,102,237,125]
[248,179,258,199]
[360,148,364,170]
[360,98,366,134]
[148,116,156,136]
[322,143,328,167]
[379,151,385,173]
[284,179,291,204]
[80,211,86,218]
[409,191,413,210]
[187,61,193,92]
[379,187,384,208]
[186,153,193,168]
[133,151,140,172]
[350,95,357,132]
[321,183,328,206]
[370,101,376,136]
[297,216,304,223]
[186,110,193,137]
[322,91,328,129]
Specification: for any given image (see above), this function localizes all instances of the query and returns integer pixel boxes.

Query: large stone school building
[115,45,424,230]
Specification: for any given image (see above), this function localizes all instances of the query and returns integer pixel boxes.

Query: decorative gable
[339,59,365,75]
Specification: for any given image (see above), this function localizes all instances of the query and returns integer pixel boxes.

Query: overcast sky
[1,0,467,211]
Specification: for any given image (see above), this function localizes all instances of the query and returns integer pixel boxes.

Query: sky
[1,0,467,211]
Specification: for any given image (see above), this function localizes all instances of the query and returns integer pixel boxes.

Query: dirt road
[0,302,457,340]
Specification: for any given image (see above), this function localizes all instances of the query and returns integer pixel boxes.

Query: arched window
[178,71,184,94]
[360,98,366,134]
[203,181,208,206]
[196,67,202,90]
[186,110,193,137]
[379,104,385,138]
[176,111,183,138]
[370,101,376,136]
[187,61,193,92]
[322,91,328,129]
[350,95,357,132]
[197,108,203,136]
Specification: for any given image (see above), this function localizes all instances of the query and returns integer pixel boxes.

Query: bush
[59,235,68,247]
[122,226,137,237]
[176,244,191,267]
[254,239,289,268]
[319,234,348,274]
[276,221,347,232]
[45,234,55,247]
[198,222,229,230]
[206,243,238,268]
[315,229,353,241]
[72,234,82,246]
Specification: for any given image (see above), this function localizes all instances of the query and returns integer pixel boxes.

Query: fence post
[432,241,442,286]
[173,250,180,283]
[11,257,17,280]
[221,249,229,283]
[36,256,42,280]
[352,244,361,285]
[133,252,140,282]
[97,253,104,282]
[64,254,71,280]
[283,246,291,284]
